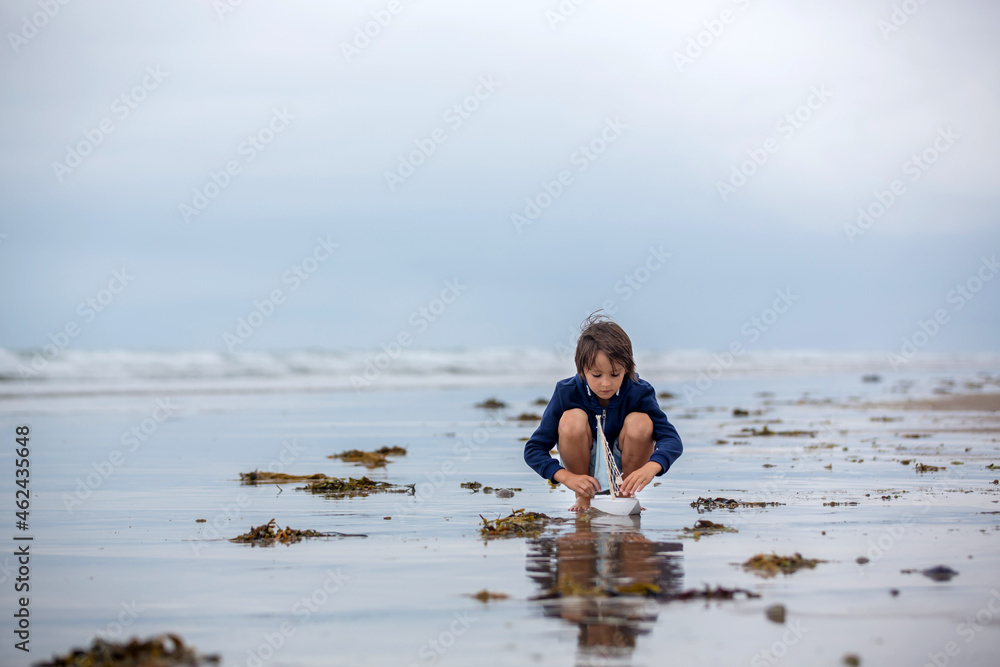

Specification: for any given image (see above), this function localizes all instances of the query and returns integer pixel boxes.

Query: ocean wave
[2,347,998,398]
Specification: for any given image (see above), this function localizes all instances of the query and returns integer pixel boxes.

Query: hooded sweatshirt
[523,374,683,482]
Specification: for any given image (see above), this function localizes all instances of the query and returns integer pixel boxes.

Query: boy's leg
[619,412,654,489]
[558,408,593,511]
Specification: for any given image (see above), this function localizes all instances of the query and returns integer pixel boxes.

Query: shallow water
[1,369,999,667]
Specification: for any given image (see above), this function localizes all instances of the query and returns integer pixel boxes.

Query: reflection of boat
[591,415,641,516]
[526,515,683,667]
[591,495,641,516]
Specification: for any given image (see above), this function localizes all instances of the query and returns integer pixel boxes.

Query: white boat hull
[590,496,641,516]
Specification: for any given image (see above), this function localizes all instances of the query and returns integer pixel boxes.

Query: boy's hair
[574,311,637,381]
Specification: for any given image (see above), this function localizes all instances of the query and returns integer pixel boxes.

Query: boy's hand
[620,461,662,496]
[553,469,601,497]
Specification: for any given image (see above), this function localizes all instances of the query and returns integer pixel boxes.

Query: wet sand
[1,369,999,667]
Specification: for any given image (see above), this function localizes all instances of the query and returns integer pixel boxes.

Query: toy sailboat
[590,414,641,516]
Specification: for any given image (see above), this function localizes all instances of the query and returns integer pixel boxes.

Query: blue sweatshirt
[523,374,683,482]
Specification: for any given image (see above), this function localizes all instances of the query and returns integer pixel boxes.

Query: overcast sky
[1,0,998,355]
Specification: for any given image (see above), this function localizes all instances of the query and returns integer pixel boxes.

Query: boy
[523,313,682,512]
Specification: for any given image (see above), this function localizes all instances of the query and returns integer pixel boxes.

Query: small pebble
[765,604,786,624]
[383,516,391,520]
[889,588,899,596]
[856,556,869,565]
[843,654,861,666]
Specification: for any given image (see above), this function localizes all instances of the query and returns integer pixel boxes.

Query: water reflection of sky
[527,515,684,666]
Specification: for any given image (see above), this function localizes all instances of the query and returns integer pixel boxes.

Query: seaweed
[231,518,335,546]
[37,634,219,667]
[738,425,817,437]
[690,496,784,512]
[471,590,510,602]
[461,481,483,491]
[682,519,738,540]
[741,553,826,578]
[914,462,944,473]
[479,508,565,539]
[329,446,407,469]
[302,476,413,498]
[512,412,542,422]
[673,586,760,600]
[804,442,839,450]
[475,397,507,409]
[239,471,330,484]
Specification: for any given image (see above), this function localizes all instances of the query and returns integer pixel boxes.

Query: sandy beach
[1,362,999,667]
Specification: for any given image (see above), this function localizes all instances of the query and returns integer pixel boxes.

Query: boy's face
[582,351,625,401]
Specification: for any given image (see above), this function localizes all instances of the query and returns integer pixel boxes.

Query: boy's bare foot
[569,494,591,512]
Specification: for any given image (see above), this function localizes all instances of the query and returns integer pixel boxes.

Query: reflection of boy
[523,313,683,512]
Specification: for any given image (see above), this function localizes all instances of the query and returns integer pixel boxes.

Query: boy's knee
[622,412,653,442]
[559,409,590,440]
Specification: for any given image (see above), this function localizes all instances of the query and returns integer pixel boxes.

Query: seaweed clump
[674,586,760,601]
[471,590,510,602]
[475,397,507,409]
[742,553,826,578]
[738,425,817,437]
[682,519,738,540]
[690,496,784,512]
[231,519,325,546]
[37,634,220,667]
[302,476,413,498]
[915,462,945,473]
[480,508,564,539]
[329,446,407,469]
[239,471,330,484]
